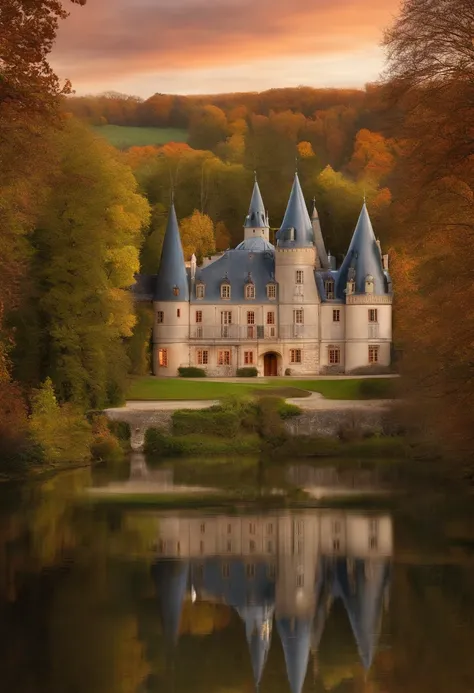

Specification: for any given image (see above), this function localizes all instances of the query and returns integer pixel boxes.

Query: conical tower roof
[155,202,189,301]
[152,559,189,646]
[276,617,312,693]
[276,174,314,248]
[336,203,387,299]
[245,179,268,228]
[237,605,274,688]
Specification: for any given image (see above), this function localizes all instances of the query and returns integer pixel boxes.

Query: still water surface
[1,455,474,693]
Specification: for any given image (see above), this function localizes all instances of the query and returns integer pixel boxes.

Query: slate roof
[151,559,189,646]
[236,605,274,688]
[276,174,314,249]
[277,617,313,693]
[155,203,190,301]
[245,180,268,228]
[132,273,156,301]
[335,204,389,299]
[193,249,276,303]
[236,237,275,252]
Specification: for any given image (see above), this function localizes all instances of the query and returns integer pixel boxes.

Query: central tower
[244,175,270,242]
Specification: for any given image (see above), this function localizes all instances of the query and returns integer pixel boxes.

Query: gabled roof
[276,174,314,249]
[276,617,312,693]
[155,203,190,301]
[245,179,268,228]
[193,249,276,303]
[335,204,388,299]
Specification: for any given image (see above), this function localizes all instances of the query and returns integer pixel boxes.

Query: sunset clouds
[51,0,400,95]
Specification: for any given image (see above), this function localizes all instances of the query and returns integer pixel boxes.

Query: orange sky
[51,0,401,96]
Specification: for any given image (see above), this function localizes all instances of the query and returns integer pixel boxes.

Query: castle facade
[147,174,393,377]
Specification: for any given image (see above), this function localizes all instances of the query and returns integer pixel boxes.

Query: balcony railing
[189,325,318,340]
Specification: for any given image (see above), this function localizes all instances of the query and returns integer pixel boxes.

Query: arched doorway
[263,352,278,377]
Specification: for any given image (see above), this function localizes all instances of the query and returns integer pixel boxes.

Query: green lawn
[92,125,188,149]
[127,376,396,401]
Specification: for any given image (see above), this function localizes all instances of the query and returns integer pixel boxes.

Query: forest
[0,0,473,472]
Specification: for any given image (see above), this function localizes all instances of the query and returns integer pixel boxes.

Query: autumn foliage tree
[383,0,474,464]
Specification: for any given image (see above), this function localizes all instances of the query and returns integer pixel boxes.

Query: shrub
[172,408,241,437]
[90,435,124,463]
[144,428,261,457]
[278,402,302,419]
[255,396,287,440]
[107,419,131,442]
[285,368,292,376]
[236,367,258,377]
[178,367,206,378]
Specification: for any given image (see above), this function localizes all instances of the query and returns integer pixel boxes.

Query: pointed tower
[151,559,189,646]
[276,618,312,693]
[153,203,190,376]
[336,203,393,373]
[311,199,329,270]
[238,176,273,251]
[274,174,321,375]
[236,605,274,690]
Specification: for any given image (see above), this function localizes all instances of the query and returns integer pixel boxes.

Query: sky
[50,0,401,97]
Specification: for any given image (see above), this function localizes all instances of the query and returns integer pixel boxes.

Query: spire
[276,174,314,248]
[151,560,189,646]
[310,196,329,269]
[237,606,274,689]
[311,197,318,220]
[155,203,189,301]
[335,203,388,299]
[245,178,267,228]
[276,617,312,693]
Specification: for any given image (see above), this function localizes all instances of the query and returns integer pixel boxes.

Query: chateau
[141,174,393,377]
[153,510,392,693]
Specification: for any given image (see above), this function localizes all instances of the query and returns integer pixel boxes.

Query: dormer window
[172,285,180,297]
[245,284,255,300]
[324,279,335,299]
[365,274,374,294]
[221,283,231,300]
[266,283,277,300]
[346,279,355,295]
[196,283,205,299]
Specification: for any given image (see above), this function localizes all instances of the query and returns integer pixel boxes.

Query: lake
[0,454,473,693]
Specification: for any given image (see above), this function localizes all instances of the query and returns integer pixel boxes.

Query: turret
[153,202,190,376]
[276,173,314,249]
[239,175,273,251]
[237,605,274,690]
[338,203,392,373]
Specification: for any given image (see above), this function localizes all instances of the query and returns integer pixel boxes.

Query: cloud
[51,0,399,90]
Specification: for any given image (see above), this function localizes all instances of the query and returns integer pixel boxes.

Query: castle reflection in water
[152,511,392,693]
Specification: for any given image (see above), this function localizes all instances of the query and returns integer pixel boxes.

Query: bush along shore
[144,394,408,460]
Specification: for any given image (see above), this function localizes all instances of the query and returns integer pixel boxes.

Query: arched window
[245,283,255,299]
[324,278,335,299]
[221,283,231,299]
[196,283,205,299]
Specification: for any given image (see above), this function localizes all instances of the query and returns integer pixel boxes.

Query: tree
[345,129,397,184]
[179,210,215,260]
[215,221,231,251]
[15,120,150,408]
[382,0,474,462]
[188,105,229,152]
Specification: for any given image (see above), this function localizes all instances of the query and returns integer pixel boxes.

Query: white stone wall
[153,299,190,376]
[244,225,270,242]
[345,300,392,372]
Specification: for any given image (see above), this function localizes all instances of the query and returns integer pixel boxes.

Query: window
[177,308,180,318]
[244,351,254,365]
[293,309,304,324]
[226,541,232,553]
[296,270,304,284]
[157,311,164,324]
[369,309,378,323]
[247,311,255,325]
[249,540,256,553]
[197,349,208,365]
[195,310,203,323]
[196,284,205,299]
[333,538,340,552]
[267,283,276,299]
[221,311,232,337]
[368,345,379,364]
[200,523,206,534]
[328,346,341,365]
[158,349,168,367]
[218,350,231,366]
[245,284,255,299]
[296,574,304,588]
[325,279,335,299]
[246,563,255,578]
[296,520,304,535]
[227,523,232,534]
[290,349,302,364]
[266,312,275,325]
[333,309,340,323]
[369,536,378,550]
[249,523,256,535]
[267,541,273,553]
[222,563,230,578]
[267,523,273,535]
[221,283,231,299]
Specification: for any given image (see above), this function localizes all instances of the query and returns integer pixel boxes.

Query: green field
[127,377,396,401]
[92,125,188,149]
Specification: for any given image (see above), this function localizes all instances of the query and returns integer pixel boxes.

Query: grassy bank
[128,376,396,401]
[92,125,188,149]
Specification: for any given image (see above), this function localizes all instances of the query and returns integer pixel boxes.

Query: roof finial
[295,154,299,174]
[363,186,366,204]
[254,169,257,182]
